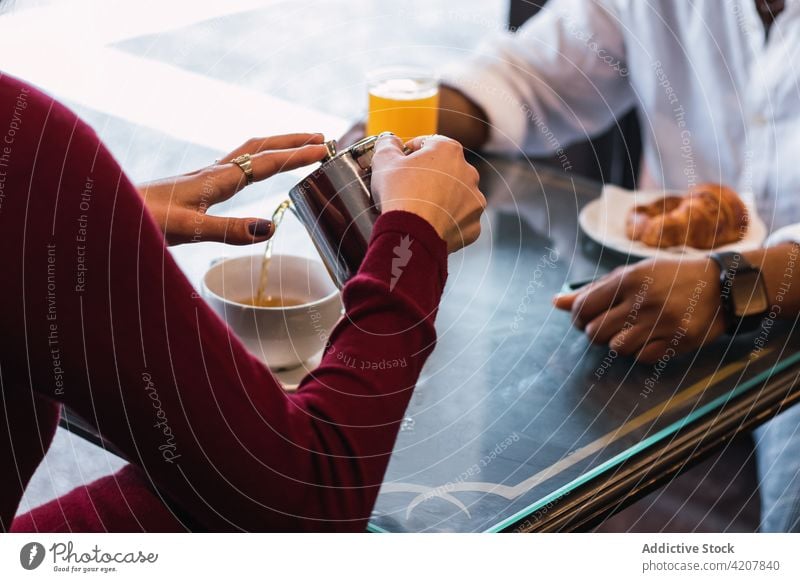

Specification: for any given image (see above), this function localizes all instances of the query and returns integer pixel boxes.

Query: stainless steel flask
[288,135,382,289]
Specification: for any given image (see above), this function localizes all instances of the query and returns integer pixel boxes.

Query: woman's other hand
[139,133,327,245]
[370,133,486,253]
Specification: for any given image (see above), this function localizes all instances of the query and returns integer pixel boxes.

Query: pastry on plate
[625,183,748,249]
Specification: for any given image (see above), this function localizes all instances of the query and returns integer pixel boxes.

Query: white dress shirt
[445,0,800,235]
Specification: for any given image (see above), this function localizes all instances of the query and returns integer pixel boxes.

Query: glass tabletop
[367,156,800,533]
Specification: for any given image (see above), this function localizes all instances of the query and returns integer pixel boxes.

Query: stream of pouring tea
[255,199,292,305]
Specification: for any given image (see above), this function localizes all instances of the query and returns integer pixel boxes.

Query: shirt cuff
[441,53,528,154]
[765,224,800,247]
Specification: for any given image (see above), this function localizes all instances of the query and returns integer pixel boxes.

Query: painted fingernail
[248,219,273,237]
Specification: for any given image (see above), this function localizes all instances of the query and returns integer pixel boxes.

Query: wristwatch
[709,251,769,334]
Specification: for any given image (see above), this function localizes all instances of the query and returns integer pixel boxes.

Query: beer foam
[370,78,438,101]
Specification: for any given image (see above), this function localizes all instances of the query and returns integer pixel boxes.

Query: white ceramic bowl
[201,254,342,369]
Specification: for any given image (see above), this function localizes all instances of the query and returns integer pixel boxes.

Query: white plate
[578,185,767,259]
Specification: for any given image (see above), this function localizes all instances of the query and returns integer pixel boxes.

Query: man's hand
[553,257,726,363]
[139,133,327,245]
[370,133,486,253]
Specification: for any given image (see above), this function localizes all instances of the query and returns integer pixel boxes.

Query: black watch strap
[709,251,768,335]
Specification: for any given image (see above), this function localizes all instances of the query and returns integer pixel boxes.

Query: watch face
[732,270,769,317]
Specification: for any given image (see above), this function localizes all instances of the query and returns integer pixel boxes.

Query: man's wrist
[743,243,800,316]
[437,86,490,150]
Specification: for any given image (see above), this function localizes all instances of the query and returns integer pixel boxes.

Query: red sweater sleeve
[289,210,447,526]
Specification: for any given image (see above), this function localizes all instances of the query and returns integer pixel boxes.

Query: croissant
[625,183,748,249]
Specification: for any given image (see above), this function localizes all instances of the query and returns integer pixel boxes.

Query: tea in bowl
[201,254,342,370]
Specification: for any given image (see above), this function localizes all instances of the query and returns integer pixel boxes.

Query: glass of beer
[366,67,439,142]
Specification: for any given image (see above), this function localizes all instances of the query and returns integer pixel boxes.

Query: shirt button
[752,114,768,126]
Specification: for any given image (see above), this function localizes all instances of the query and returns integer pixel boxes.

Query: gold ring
[231,153,254,185]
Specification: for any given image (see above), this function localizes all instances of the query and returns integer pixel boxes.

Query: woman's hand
[370,133,486,253]
[139,133,327,245]
[553,257,726,363]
